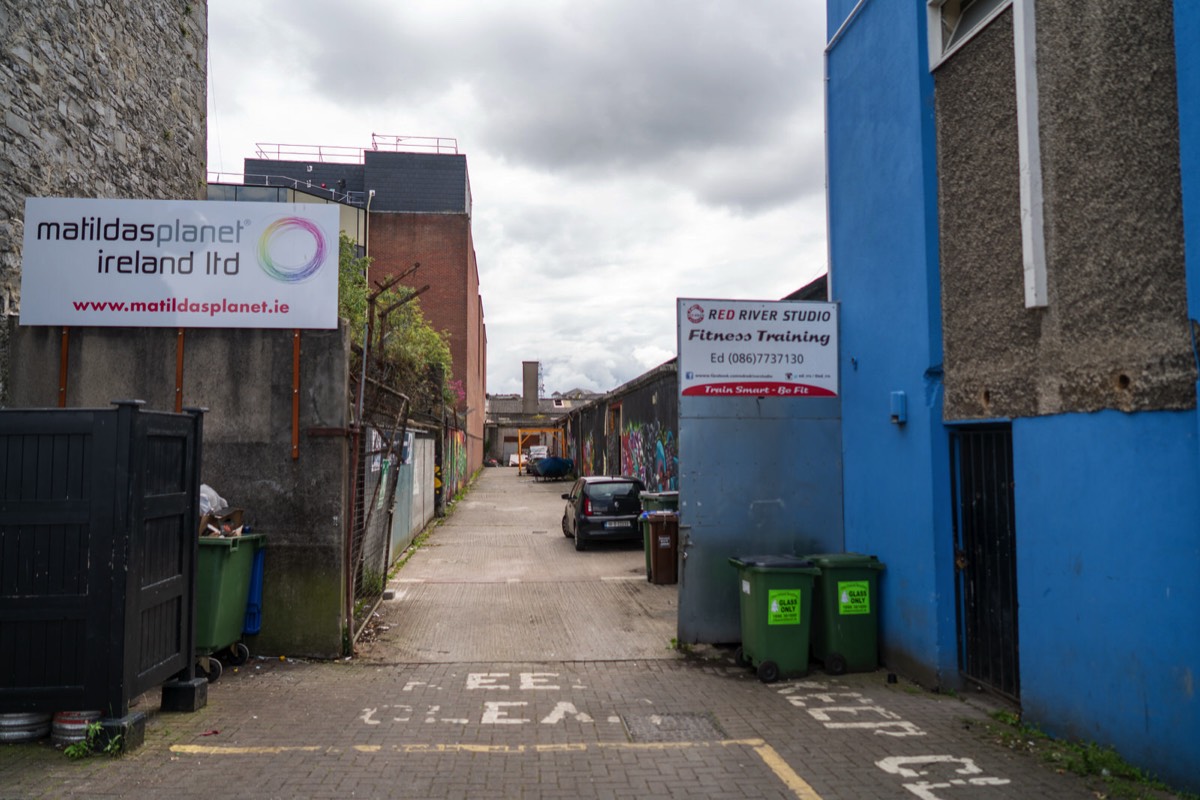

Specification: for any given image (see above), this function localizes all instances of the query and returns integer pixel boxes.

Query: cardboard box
[199,508,244,537]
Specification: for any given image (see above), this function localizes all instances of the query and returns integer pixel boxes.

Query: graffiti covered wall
[567,406,607,478]
[435,426,469,514]
[616,372,678,491]
[446,428,467,498]
[562,363,678,491]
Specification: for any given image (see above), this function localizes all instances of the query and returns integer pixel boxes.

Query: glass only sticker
[767,589,800,625]
[838,580,870,615]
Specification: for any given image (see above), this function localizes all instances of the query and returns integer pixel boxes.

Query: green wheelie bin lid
[805,553,885,571]
[728,554,816,571]
[639,491,679,512]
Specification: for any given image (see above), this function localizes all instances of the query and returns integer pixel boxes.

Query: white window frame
[928,0,1047,307]
[927,0,1013,71]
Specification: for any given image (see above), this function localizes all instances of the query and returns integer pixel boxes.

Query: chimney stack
[522,361,539,414]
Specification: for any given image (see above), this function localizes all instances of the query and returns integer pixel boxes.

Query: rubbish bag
[199,484,228,516]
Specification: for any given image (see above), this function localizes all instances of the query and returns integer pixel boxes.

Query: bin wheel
[733,647,750,668]
[756,660,780,683]
[825,652,847,676]
[227,642,250,666]
[196,657,223,684]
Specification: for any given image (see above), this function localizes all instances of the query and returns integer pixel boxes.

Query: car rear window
[587,482,640,501]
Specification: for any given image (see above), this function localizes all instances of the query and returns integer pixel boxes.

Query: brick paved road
[0,469,1121,798]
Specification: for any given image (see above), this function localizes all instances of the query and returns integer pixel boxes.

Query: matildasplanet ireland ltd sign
[20,197,340,329]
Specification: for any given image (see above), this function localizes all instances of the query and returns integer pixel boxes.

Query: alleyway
[355,467,676,663]
[0,470,1128,798]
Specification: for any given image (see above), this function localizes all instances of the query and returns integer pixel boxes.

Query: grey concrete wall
[0,0,208,404]
[8,321,352,658]
[936,3,1194,420]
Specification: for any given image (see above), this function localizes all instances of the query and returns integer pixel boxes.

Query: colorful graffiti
[441,429,468,502]
[581,434,597,477]
[621,420,678,491]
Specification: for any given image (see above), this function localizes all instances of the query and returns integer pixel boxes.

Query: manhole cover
[622,712,726,743]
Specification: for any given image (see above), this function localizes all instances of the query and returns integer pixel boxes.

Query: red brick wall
[368,212,485,473]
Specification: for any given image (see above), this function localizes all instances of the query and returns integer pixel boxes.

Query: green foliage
[338,233,370,336]
[63,721,121,759]
[360,569,385,597]
[979,710,1196,800]
[338,233,454,412]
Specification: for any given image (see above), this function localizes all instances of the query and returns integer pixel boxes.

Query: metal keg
[51,711,103,746]
[0,712,52,742]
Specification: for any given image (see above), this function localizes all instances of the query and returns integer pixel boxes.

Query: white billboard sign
[20,197,340,329]
[677,298,839,398]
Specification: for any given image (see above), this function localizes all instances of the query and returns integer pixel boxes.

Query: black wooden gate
[0,401,202,718]
[950,425,1020,699]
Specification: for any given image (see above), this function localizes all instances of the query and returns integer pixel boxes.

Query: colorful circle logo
[257,217,327,283]
[686,304,705,324]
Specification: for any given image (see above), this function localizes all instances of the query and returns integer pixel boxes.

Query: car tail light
[583,496,593,516]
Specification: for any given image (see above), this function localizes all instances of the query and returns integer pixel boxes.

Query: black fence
[0,401,203,718]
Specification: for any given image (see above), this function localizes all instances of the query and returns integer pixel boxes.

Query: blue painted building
[825,0,1200,791]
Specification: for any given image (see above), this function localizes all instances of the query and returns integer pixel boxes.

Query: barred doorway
[950,425,1020,699]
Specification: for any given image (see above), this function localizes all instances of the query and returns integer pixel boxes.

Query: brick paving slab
[0,470,1154,798]
[0,657,1102,799]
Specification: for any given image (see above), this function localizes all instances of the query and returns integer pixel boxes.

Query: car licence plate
[604,520,632,529]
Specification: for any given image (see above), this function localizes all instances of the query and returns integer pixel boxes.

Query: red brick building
[369,212,486,473]
[245,138,487,474]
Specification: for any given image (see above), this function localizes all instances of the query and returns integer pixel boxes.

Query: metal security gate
[951,425,1020,699]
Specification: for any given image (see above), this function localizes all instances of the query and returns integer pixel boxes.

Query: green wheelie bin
[195,534,265,682]
[806,553,885,674]
[728,555,820,683]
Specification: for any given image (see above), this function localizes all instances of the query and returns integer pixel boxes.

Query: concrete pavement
[0,468,1138,798]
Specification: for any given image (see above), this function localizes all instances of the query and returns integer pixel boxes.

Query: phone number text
[711,352,805,365]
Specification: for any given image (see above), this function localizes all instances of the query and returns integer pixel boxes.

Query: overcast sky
[207,1,829,396]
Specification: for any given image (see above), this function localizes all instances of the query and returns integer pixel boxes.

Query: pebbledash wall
[826,0,1200,792]
[0,0,208,404]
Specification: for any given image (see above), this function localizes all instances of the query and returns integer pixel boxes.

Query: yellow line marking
[397,744,526,754]
[169,738,823,798]
[750,741,824,800]
[171,745,323,755]
[535,743,588,753]
[596,741,711,751]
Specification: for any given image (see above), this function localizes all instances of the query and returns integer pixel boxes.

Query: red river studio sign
[676,298,838,398]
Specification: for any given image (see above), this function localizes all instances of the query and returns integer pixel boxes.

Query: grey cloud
[264,0,824,213]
